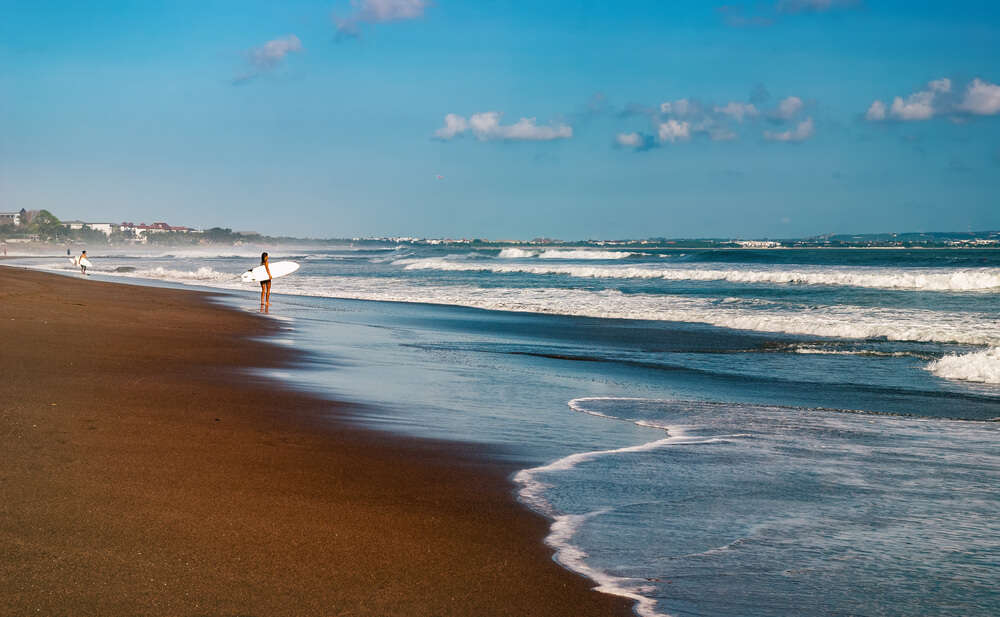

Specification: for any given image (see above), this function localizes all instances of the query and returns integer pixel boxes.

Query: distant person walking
[259,252,272,306]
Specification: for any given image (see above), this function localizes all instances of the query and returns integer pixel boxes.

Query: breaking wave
[136,266,234,281]
[497,248,539,259]
[496,248,637,260]
[255,276,1000,349]
[927,347,1000,384]
[32,259,999,387]
[398,259,1000,291]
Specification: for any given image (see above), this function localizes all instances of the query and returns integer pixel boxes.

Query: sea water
[17,246,1000,616]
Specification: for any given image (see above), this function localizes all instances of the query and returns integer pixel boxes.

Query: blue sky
[2,0,999,239]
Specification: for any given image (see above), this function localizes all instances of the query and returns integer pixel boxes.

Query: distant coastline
[2,208,998,250]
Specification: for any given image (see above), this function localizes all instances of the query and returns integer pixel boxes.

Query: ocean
[19,245,1000,616]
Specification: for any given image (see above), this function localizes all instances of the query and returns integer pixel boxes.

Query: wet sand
[0,266,634,617]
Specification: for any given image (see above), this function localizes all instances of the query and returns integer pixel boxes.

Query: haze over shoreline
[2,207,998,249]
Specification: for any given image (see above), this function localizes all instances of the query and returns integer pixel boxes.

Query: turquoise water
[16,246,1000,616]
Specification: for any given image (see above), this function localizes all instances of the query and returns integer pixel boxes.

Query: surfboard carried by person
[77,250,92,275]
[241,256,298,311]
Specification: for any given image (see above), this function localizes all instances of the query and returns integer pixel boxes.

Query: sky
[1,0,999,239]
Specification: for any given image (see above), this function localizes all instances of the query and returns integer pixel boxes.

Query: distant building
[62,221,118,237]
[120,221,197,239]
[736,240,780,248]
[0,208,26,227]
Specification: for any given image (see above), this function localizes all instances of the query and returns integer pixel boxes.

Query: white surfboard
[241,260,299,283]
[70,257,93,268]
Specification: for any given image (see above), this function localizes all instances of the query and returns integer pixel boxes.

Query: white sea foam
[531,397,1000,617]
[538,249,637,259]
[544,511,666,617]
[497,247,540,258]
[143,248,280,259]
[259,277,1000,347]
[42,262,1000,352]
[113,266,236,282]
[791,346,934,359]
[516,434,704,513]
[496,247,636,260]
[515,403,725,617]
[269,277,1000,385]
[398,259,1000,291]
[29,262,239,284]
[927,347,1000,384]
[514,397,741,617]
[40,260,999,385]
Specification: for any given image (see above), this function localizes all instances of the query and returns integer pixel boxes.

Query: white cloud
[434,112,573,142]
[659,99,694,116]
[714,102,759,122]
[658,119,691,143]
[928,78,952,93]
[467,112,503,138]
[234,35,303,83]
[773,96,804,120]
[620,92,815,149]
[865,77,980,122]
[958,78,1000,116]
[498,116,573,141]
[889,90,935,120]
[336,0,428,37]
[433,114,468,140]
[865,100,887,121]
[251,35,302,68]
[764,117,814,142]
[615,132,643,148]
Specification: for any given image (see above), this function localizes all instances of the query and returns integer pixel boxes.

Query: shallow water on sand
[236,295,1000,617]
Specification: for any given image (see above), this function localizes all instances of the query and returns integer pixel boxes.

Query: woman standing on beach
[259,252,272,306]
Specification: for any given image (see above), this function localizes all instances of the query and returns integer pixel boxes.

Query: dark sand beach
[0,267,633,617]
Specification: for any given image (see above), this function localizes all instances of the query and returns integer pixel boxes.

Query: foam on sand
[514,399,729,617]
[543,511,665,617]
[533,397,1000,617]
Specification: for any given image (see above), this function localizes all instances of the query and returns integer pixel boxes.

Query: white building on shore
[0,209,26,227]
[736,240,781,248]
[62,221,118,237]
[120,221,198,242]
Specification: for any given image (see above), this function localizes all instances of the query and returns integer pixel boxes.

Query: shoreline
[0,267,634,617]
[3,245,1000,259]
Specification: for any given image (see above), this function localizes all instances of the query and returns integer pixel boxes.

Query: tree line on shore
[0,210,254,246]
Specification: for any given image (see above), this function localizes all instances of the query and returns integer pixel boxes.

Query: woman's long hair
[261,252,268,265]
